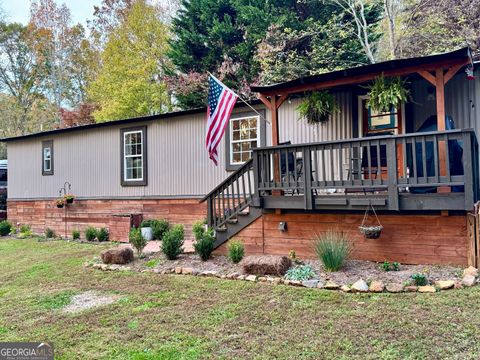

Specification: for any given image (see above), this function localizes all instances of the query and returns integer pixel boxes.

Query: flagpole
[208,72,270,124]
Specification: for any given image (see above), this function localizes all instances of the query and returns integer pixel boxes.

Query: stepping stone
[302,280,319,288]
[351,279,369,293]
[418,285,436,293]
[434,280,455,290]
[324,281,339,290]
[386,283,404,293]
[462,275,476,287]
[369,280,385,293]
[463,266,478,278]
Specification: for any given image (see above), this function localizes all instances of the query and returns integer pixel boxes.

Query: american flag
[205,74,238,165]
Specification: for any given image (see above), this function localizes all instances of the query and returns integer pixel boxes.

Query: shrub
[20,224,31,234]
[411,273,428,286]
[193,225,215,261]
[97,228,109,242]
[152,219,169,240]
[44,228,56,239]
[0,220,11,236]
[227,240,245,264]
[162,224,184,260]
[140,219,154,228]
[284,264,316,281]
[85,227,97,241]
[72,229,80,240]
[314,230,352,272]
[129,227,147,256]
[380,261,401,272]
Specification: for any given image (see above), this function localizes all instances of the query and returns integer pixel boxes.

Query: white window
[42,140,53,176]
[43,147,51,171]
[123,130,144,182]
[230,116,259,165]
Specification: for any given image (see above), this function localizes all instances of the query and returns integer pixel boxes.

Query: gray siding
[7,72,480,200]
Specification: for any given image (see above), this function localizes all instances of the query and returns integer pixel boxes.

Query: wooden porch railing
[201,158,255,229]
[253,129,479,211]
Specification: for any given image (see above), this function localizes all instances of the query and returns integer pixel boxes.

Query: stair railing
[200,158,255,229]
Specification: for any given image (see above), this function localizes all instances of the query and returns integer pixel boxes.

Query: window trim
[120,126,147,186]
[225,110,266,171]
[42,140,54,176]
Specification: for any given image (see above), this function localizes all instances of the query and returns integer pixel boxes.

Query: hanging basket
[359,204,383,239]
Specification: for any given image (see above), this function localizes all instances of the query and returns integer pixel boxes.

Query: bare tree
[329,0,376,63]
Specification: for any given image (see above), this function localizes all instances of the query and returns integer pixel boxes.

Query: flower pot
[359,225,383,239]
[66,198,74,204]
[57,204,64,209]
[141,227,153,241]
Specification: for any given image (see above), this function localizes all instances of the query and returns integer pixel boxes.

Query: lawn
[0,238,479,360]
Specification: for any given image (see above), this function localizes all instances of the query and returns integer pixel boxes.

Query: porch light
[278,221,287,232]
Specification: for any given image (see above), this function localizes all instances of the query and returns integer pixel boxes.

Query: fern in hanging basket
[366,74,409,113]
[297,91,339,125]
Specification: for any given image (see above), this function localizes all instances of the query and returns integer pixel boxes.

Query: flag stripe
[205,75,238,165]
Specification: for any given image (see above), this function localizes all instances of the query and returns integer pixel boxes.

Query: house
[3,47,480,266]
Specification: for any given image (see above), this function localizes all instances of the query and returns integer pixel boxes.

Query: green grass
[0,237,480,359]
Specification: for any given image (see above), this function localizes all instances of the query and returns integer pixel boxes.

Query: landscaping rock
[463,266,478,278]
[462,275,476,287]
[302,279,319,288]
[201,271,217,277]
[340,285,351,292]
[175,267,182,274]
[418,285,436,293]
[454,281,463,289]
[236,274,246,280]
[435,280,455,290]
[324,281,339,290]
[386,283,404,293]
[100,264,109,271]
[289,280,302,286]
[241,255,292,276]
[226,272,239,279]
[351,279,369,293]
[101,248,134,265]
[404,286,418,292]
[369,280,385,293]
[182,267,193,275]
[245,275,257,282]
[259,277,267,282]
[316,280,325,289]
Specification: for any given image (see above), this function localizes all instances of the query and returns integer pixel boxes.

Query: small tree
[192,220,215,261]
[161,224,184,260]
[227,240,245,264]
[129,228,147,256]
[152,219,169,240]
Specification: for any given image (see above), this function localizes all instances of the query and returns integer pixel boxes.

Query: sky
[2,0,103,26]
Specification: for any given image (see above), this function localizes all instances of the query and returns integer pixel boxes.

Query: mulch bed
[100,252,463,285]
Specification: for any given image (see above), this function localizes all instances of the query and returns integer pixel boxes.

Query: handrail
[255,129,475,152]
[253,129,478,211]
[200,158,253,203]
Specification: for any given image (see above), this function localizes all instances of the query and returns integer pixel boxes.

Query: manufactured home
[3,47,480,266]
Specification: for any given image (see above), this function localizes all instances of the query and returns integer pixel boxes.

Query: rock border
[85,263,479,294]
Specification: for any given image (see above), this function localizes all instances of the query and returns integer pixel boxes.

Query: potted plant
[366,74,409,112]
[55,198,64,208]
[140,220,153,241]
[64,194,75,204]
[297,91,339,124]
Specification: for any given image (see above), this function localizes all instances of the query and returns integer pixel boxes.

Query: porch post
[435,68,449,193]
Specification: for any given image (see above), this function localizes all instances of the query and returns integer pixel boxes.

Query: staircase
[200,159,262,248]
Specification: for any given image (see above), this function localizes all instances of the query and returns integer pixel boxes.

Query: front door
[360,99,404,179]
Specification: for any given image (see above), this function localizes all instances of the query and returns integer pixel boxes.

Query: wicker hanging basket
[359,204,383,239]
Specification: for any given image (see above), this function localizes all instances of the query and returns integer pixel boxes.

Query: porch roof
[251,47,472,96]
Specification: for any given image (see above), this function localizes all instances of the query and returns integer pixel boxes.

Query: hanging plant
[297,91,339,125]
[366,74,409,113]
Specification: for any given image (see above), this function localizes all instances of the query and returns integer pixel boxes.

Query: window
[42,140,53,176]
[121,126,147,186]
[367,105,398,132]
[229,116,259,165]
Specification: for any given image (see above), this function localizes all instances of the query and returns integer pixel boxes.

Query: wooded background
[0,0,478,157]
